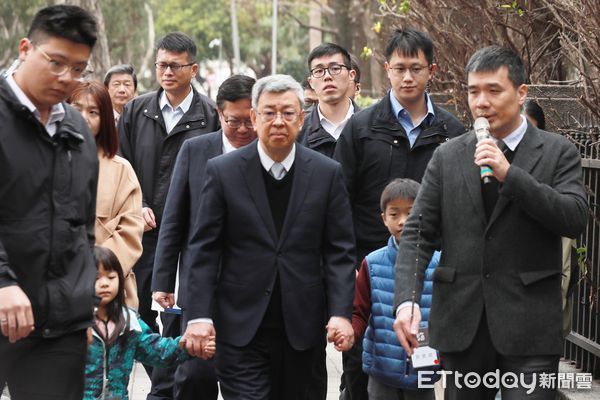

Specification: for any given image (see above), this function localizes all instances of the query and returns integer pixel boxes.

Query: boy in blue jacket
[352,178,438,399]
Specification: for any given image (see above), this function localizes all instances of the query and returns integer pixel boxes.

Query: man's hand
[326,316,354,352]
[0,285,34,343]
[152,291,175,309]
[474,138,511,182]
[142,207,157,232]
[393,306,421,356]
[180,322,216,359]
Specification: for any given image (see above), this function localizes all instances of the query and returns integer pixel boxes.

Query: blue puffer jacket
[84,308,189,400]
[362,236,440,389]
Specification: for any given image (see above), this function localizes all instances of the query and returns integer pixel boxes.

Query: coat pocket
[519,270,562,286]
[432,267,456,283]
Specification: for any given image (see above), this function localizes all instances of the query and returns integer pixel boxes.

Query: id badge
[410,326,440,369]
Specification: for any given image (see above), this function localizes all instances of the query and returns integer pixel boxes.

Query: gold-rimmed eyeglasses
[224,118,254,129]
[33,43,90,80]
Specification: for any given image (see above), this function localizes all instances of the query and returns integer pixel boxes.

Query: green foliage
[155,0,309,78]
[499,0,525,17]
[354,93,378,109]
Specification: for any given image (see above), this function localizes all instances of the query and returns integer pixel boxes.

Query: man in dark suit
[118,32,219,398]
[393,46,588,399]
[151,74,256,400]
[182,74,356,399]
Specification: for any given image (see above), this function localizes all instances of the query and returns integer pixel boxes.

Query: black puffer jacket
[334,91,466,262]
[118,88,219,228]
[298,100,360,158]
[0,77,98,337]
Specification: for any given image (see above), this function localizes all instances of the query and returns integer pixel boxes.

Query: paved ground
[127,342,345,400]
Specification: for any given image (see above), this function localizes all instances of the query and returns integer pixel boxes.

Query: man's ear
[517,84,528,106]
[18,38,31,61]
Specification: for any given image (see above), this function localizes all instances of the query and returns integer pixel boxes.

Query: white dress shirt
[159,88,194,134]
[6,73,65,137]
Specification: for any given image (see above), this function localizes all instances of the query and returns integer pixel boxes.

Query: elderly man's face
[251,90,304,160]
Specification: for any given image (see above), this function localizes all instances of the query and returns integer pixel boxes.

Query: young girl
[84,246,215,400]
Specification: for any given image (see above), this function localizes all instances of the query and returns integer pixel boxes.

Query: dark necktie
[481,141,514,221]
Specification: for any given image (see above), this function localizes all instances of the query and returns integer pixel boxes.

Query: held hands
[181,322,216,360]
[326,316,354,352]
[142,207,157,232]
[152,291,175,309]
[0,285,34,343]
[474,139,510,182]
[393,306,421,356]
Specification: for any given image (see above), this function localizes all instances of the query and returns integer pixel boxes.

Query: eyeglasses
[155,62,194,72]
[34,43,90,80]
[309,64,349,79]
[256,111,300,123]
[224,118,254,129]
[389,65,430,77]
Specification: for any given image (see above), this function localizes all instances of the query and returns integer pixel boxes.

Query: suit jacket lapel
[240,144,278,243]
[206,130,224,158]
[459,133,488,227]
[278,146,313,246]
[488,123,543,227]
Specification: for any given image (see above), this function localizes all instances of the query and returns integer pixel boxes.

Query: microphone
[474,117,493,184]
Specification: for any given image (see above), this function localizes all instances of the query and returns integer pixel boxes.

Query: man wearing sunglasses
[118,31,219,399]
[0,5,99,400]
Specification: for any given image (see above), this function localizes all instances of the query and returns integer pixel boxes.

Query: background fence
[529,84,600,379]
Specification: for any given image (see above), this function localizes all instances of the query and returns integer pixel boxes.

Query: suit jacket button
[265,289,270,295]
[484,272,491,279]
[277,252,282,257]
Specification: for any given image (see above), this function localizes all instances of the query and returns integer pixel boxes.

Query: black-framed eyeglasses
[224,118,254,129]
[256,111,300,123]
[309,64,349,79]
[389,65,431,77]
[155,62,194,72]
[33,43,90,80]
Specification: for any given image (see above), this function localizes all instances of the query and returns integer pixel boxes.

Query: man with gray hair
[103,64,137,123]
[182,74,356,399]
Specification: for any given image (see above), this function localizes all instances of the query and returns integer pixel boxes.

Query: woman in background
[69,81,143,309]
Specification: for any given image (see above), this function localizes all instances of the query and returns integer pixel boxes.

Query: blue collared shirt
[389,92,435,148]
[159,88,194,134]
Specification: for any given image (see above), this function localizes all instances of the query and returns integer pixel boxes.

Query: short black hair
[380,178,420,212]
[385,28,434,64]
[27,5,97,48]
[524,99,546,130]
[307,42,352,70]
[103,64,138,91]
[350,53,361,83]
[216,74,256,110]
[301,77,313,90]
[465,46,526,88]
[156,32,197,63]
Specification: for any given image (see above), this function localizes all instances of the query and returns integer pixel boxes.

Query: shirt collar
[5,72,65,132]
[257,141,295,173]
[317,98,354,127]
[389,91,435,123]
[500,115,528,151]
[159,87,194,113]
[222,132,237,154]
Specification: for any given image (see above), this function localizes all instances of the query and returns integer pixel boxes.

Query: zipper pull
[67,149,72,162]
